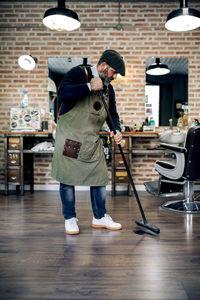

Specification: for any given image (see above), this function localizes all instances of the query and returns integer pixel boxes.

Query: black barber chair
[144,126,200,213]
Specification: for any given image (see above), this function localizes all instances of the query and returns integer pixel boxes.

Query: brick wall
[0,1,200,188]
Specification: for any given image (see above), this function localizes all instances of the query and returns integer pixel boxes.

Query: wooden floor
[0,190,200,300]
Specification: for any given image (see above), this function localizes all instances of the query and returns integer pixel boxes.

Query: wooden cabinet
[4,131,159,196]
[112,135,132,196]
[8,153,20,166]
[4,132,53,195]
[4,136,22,195]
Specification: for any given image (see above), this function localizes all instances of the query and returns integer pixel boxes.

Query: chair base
[161,199,200,214]
[144,180,183,197]
[144,180,200,214]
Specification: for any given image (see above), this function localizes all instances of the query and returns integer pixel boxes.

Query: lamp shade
[165,1,200,32]
[146,58,170,76]
[18,55,37,71]
[42,1,80,31]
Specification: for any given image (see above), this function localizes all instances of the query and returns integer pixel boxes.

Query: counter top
[100,131,159,137]
[3,131,52,136]
[4,131,159,138]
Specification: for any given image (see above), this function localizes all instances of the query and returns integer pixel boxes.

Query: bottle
[149,116,155,131]
[21,90,28,108]
[121,119,126,132]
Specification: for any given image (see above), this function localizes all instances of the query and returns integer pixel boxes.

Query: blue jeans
[60,183,107,220]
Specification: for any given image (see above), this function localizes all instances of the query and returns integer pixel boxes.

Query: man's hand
[90,78,103,91]
[110,130,123,144]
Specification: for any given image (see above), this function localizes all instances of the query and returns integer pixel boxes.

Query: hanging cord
[116,0,123,30]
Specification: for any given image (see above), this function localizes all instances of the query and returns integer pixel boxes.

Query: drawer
[114,137,129,151]
[114,154,129,167]
[8,137,21,150]
[8,169,20,183]
[8,153,20,166]
[114,171,129,183]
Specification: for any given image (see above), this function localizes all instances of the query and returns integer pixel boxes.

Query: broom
[100,91,160,235]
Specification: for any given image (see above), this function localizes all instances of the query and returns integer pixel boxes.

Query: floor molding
[0,184,146,191]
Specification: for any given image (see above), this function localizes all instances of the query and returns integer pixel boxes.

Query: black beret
[100,49,125,76]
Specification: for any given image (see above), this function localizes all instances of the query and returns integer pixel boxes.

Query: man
[51,49,125,235]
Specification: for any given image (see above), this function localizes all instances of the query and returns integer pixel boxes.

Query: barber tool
[100,91,160,235]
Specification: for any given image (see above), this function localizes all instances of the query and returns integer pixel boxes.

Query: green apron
[51,91,109,186]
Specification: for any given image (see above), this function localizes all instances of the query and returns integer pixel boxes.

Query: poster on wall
[10,107,41,131]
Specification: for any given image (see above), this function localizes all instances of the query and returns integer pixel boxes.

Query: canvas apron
[51,90,109,186]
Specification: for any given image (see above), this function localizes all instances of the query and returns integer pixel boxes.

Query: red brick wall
[0,1,200,188]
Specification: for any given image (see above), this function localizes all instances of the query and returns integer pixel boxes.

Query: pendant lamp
[165,0,200,32]
[146,58,170,76]
[42,0,80,31]
[18,55,37,71]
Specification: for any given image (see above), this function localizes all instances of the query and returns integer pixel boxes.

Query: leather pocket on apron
[63,139,82,159]
[78,136,99,162]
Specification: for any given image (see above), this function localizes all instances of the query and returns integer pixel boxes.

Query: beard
[99,66,113,86]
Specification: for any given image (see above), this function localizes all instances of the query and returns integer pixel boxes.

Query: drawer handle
[11,176,17,180]
[118,177,125,180]
[11,144,17,148]
[10,160,17,164]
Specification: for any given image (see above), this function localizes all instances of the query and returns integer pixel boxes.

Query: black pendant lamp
[42,0,80,31]
[165,0,200,32]
[146,58,170,76]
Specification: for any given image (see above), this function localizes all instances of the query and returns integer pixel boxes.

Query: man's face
[99,63,118,85]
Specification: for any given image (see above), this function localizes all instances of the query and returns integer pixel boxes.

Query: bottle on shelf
[120,119,126,132]
[149,116,155,131]
[130,120,134,131]
[133,123,137,132]
[190,120,196,127]
[20,90,29,108]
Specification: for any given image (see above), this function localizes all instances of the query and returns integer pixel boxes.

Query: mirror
[48,57,91,122]
[145,58,188,126]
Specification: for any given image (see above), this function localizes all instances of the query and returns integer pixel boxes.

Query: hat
[100,49,125,76]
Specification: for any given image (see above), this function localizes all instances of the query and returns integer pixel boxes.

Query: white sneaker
[65,218,79,235]
[92,214,122,230]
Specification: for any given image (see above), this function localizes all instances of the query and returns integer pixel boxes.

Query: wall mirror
[145,58,188,126]
[48,57,91,122]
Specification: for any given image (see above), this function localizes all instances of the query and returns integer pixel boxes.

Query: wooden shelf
[23,150,54,154]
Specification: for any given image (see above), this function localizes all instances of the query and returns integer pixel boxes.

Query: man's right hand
[90,78,103,91]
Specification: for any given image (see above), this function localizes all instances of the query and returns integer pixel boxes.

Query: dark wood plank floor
[0,190,200,300]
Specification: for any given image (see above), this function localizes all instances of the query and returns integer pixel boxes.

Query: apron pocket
[63,139,82,159]
[78,137,100,162]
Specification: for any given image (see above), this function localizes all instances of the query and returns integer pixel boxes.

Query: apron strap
[82,66,89,82]
[57,66,90,120]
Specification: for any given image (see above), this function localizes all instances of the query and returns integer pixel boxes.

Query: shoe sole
[65,230,79,235]
[92,224,122,230]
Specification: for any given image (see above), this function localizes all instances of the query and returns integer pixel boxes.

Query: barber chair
[144,126,200,213]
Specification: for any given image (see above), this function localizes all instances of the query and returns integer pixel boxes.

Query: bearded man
[51,50,125,235]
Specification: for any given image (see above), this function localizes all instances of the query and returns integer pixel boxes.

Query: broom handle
[101,91,147,223]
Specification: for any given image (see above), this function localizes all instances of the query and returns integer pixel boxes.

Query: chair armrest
[159,143,187,153]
